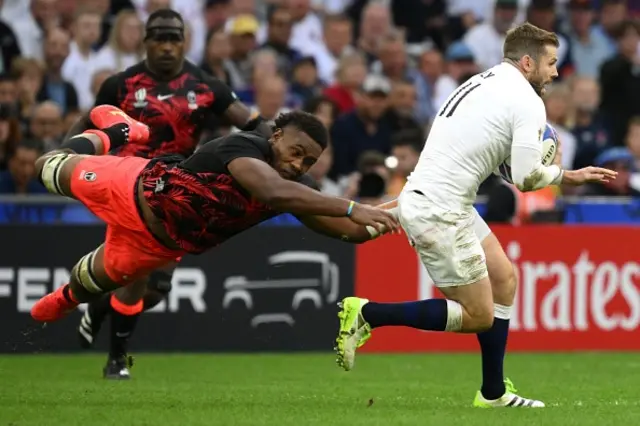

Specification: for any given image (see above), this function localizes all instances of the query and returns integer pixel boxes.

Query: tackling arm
[297,199,398,243]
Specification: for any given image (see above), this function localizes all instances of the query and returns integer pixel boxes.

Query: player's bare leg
[31,243,125,322]
[472,232,544,408]
[79,265,175,349]
[30,118,148,322]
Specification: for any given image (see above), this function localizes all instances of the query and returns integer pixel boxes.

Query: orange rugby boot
[90,105,150,143]
[31,285,79,323]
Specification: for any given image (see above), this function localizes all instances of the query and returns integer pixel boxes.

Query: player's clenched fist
[348,203,401,234]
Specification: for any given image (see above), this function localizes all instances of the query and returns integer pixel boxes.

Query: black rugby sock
[87,292,113,329]
[62,123,131,155]
[362,299,449,331]
[109,295,143,360]
[477,304,512,400]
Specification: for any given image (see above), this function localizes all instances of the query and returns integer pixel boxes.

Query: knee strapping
[72,250,106,293]
[40,152,73,196]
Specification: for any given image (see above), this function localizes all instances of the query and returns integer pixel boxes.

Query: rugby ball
[497,123,558,184]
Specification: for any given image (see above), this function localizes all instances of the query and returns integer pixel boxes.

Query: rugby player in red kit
[64,8,279,378]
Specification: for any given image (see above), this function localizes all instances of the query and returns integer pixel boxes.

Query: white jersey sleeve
[510,95,563,192]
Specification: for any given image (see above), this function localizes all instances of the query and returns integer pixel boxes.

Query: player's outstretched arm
[227,157,400,233]
[297,200,398,243]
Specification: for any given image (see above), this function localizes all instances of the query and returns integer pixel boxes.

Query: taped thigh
[72,248,111,293]
[40,152,75,196]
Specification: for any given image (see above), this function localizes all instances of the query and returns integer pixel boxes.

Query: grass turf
[0,353,638,425]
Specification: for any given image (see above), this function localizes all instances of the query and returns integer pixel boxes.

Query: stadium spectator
[526,0,572,77]
[0,103,21,170]
[0,73,18,107]
[0,138,46,194]
[92,9,144,73]
[283,0,323,56]
[356,2,392,65]
[386,128,423,197]
[386,79,423,134]
[11,57,45,122]
[308,142,342,195]
[463,0,518,71]
[583,147,638,196]
[595,0,628,52]
[9,0,60,61]
[0,8,20,74]
[417,47,444,119]
[227,14,260,90]
[201,29,236,87]
[235,49,281,104]
[323,52,367,114]
[330,74,393,178]
[204,0,232,31]
[303,94,338,125]
[62,9,102,111]
[38,28,79,116]
[251,75,290,122]
[314,14,354,84]
[571,76,610,169]
[432,41,479,113]
[544,83,577,169]
[371,31,431,124]
[599,19,640,147]
[259,7,301,77]
[567,0,614,78]
[625,116,640,169]
[28,101,64,151]
[290,56,323,105]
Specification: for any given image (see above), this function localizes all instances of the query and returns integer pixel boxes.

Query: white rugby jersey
[405,62,560,210]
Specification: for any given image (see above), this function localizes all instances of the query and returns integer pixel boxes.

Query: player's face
[271,127,323,180]
[529,45,558,96]
[145,18,185,74]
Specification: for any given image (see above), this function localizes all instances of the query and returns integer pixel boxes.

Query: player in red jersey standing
[66,9,275,379]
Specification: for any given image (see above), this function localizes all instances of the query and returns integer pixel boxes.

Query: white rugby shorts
[398,189,490,287]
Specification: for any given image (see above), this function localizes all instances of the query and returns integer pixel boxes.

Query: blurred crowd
[0,0,639,222]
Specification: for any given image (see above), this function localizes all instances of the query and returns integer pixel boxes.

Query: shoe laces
[504,378,517,394]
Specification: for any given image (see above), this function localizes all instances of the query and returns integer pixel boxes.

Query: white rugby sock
[445,300,463,331]
[494,303,511,320]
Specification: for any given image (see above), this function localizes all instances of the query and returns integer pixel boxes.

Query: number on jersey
[439,71,495,118]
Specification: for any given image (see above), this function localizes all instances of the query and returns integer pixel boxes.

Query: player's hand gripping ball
[496,123,558,184]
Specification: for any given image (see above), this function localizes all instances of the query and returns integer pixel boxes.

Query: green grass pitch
[0,353,638,425]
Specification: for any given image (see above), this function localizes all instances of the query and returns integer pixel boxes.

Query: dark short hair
[16,138,44,154]
[274,111,328,149]
[391,129,425,152]
[503,22,560,62]
[268,7,291,23]
[611,20,639,40]
[146,8,184,29]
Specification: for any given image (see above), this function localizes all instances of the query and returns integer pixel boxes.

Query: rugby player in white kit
[334,23,617,407]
